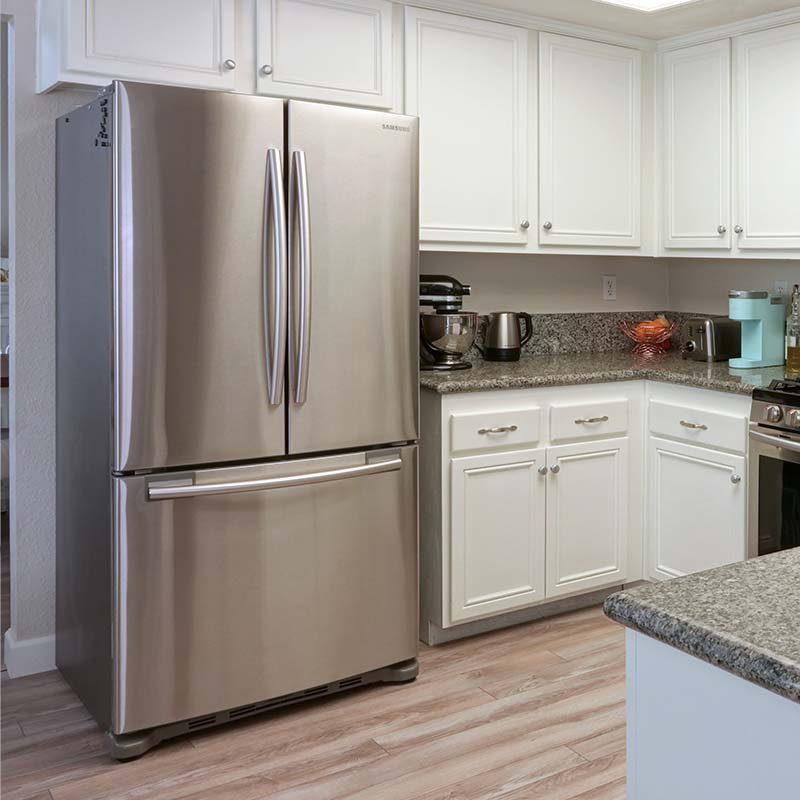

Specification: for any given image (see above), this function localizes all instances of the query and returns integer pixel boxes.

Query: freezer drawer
[113,446,418,735]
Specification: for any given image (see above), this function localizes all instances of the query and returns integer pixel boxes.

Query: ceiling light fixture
[592,0,703,12]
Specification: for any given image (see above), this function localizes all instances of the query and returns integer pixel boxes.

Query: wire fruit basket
[618,319,678,359]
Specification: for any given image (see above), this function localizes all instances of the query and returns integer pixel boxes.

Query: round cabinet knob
[717,225,727,234]
[765,404,784,423]
[734,225,744,234]
[538,465,548,476]
[730,474,742,485]
[520,219,530,230]
[223,59,237,70]
[260,64,273,76]
[543,221,553,231]
[787,409,800,429]
[550,464,560,474]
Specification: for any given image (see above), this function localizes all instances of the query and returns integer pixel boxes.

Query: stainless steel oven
[749,398,800,558]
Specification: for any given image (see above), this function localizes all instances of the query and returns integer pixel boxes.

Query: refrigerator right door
[286,101,419,455]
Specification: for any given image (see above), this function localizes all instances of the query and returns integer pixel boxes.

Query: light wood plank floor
[1,605,626,800]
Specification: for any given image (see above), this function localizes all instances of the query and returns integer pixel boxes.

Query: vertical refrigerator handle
[264,148,287,406]
[289,149,311,405]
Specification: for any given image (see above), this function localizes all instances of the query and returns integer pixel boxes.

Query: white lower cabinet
[450,449,546,622]
[545,438,630,598]
[648,437,746,580]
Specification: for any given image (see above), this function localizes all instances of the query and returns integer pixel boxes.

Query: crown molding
[657,7,800,51]
[405,0,658,49]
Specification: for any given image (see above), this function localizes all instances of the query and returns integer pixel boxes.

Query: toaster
[680,317,742,362]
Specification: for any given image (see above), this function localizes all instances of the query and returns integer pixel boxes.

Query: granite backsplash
[469,311,703,358]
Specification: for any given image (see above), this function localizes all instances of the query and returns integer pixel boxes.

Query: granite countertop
[604,550,800,703]
[420,351,787,396]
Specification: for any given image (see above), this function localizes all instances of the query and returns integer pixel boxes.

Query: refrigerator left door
[113,82,288,473]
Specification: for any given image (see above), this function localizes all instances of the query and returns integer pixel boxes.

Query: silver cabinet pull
[538,465,548,476]
[730,474,742,485]
[680,420,708,431]
[264,148,287,407]
[734,225,744,234]
[575,415,609,425]
[542,221,553,230]
[520,219,530,229]
[223,59,237,70]
[260,64,273,76]
[717,225,727,234]
[478,425,518,435]
[289,150,312,405]
[148,456,402,500]
[550,464,560,474]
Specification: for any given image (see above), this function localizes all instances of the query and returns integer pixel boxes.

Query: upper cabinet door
[256,0,394,108]
[734,22,800,250]
[662,41,731,250]
[405,8,528,245]
[59,0,236,90]
[539,33,641,248]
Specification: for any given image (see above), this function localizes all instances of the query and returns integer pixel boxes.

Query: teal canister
[728,290,785,369]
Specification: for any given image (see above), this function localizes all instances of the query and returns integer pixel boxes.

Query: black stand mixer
[419,275,478,371]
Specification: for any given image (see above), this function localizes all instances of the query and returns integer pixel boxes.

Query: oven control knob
[787,409,800,428]
[765,405,784,423]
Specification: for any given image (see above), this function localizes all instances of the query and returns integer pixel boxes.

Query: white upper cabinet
[256,0,394,108]
[734,22,800,250]
[539,33,642,248]
[405,8,529,244]
[38,0,237,92]
[661,40,731,250]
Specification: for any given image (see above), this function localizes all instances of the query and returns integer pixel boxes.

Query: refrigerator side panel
[113,82,287,472]
[55,97,114,729]
[286,102,419,455]
[113,446,418,734]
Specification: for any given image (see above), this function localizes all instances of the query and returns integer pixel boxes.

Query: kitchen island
[605,550,800,799]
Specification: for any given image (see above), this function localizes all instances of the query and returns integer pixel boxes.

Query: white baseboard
[4,629,56,678]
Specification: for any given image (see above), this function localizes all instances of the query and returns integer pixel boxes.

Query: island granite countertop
[420,351,786,395]
[604,549,800,704]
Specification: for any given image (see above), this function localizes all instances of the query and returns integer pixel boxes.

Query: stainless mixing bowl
[420,312,478,368]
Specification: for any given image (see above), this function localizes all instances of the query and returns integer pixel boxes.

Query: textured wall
[6,0,92,645]
[420,252,670,314]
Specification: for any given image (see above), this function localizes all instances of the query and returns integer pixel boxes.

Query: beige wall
[420,252,670,314]
[667,258,800,315]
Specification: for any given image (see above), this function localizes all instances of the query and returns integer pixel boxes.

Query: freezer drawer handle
[264,148,287,406]
[147,456,402,500]
[289,149,312,405]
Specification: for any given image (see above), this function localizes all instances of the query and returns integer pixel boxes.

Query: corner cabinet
[538,33,642,247]
[38,0,237,92]
[734,22,800,250]
[405,8,529,245]
[255,0,395,108]
[450,449,546,622]
[661,40,731,250]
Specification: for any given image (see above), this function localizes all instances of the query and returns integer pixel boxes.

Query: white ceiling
[475,0,800,39]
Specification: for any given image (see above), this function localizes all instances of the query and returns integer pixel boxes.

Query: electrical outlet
[602,275,617,302]
[774,280,789,298]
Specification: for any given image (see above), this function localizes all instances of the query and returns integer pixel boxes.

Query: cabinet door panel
[539,33,641,247]
[406,8,528,244]
[257,0,393,108]
[735,23,800,249]
[450,449,545,622]
[648,437,746,580]
[662,40,731,250]
[546,438,629,597]
[66,0,236,90]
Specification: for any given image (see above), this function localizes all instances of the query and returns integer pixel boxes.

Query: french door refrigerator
[55,81,419,759]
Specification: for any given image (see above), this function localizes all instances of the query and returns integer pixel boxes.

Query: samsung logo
[382,123,410,132]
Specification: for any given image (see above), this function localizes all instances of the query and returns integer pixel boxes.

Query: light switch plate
[603,275,617,302]
[774,280,789,298]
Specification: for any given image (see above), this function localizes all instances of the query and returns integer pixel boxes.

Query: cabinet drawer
[549,399,629,443]
[450,408,541,454]
[648,400,747,453]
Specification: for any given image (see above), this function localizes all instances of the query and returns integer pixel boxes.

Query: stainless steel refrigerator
[55,81,419,759]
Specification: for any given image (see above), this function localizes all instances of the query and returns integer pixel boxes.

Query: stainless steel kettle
[480,312,533,362]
